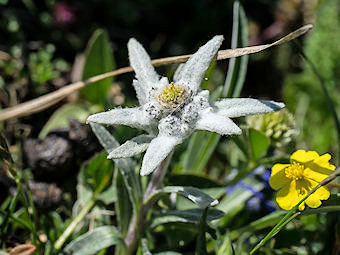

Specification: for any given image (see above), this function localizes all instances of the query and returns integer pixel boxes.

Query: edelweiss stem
[125,152,173,255]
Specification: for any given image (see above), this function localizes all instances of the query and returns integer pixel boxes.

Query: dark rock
[23,119,101,182]
[23,134,73,181]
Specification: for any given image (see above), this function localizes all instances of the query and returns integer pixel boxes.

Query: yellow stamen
[158,82,188,108]
[285,162,305,181]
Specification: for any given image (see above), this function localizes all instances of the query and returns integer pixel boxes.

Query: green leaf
[176,187,225,210]
[77,152,114,205]
[64,226,124,255]
[89,123,143,213]
[114,167,132,236]
[230,210,286,240]
[248,128,270,161]
[162,186,218,208]
[183,131,220,173]
[39,103,99,139]
[82,29,115,105]
[196,207,208,255]
[150,208,225,228]
[217,234,234,255]
[218,178,264,223]
[222,1,249,98]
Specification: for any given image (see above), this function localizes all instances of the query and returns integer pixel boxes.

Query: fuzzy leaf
[176,36,223,93]
[162,186,218,208]
[150,208,225,228]
[108,134,153,159]
[214,98,284,118]
[64,226,123,255]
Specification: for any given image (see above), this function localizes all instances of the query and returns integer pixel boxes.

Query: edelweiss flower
[87,36,284,176]
[269,150,336,210]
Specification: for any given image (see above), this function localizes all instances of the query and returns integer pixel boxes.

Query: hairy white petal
[214,98,285,118]
[176,35,224,93]
[173,63,184,81]
[132,79,147,105]
[87,107,156,132]
[195,110,241,135]
[141,135,182,176]
[108,134,154,159]
[128,38,159,90]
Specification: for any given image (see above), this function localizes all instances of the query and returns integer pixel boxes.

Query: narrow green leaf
[150,208,224,228]
[217,234,234,255]
[64,226,123,255]
[222,1,249,98]
[196,207,208,255]
[82,29,115,104]
[90,123,143,213]
[114,167,132,236]
[230,210,286,240]
[248,128,270,161]
[183,131,220,173]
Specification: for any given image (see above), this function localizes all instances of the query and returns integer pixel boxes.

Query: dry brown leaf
[9,244,36,255]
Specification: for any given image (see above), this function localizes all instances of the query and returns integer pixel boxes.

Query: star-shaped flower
[87,36,285,176]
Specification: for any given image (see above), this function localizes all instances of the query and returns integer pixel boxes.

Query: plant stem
[54,197,95,250]
[125,152,173,255]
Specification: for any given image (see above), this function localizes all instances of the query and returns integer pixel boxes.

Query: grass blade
[223,1,249,98]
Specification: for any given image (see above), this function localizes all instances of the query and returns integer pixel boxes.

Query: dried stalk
[0,24,312,122]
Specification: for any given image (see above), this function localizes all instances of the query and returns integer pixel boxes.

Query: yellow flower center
[158,82,188,108]
[285,162,305,180]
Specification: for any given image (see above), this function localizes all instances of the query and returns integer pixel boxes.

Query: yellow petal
[304,153,335,179]
[291,150,319,163]
[276,180,303,210]
[269,164,290,190]
[312,153,336,171]
[304,179,330,208]
[304,167,329,183]
[298,202,305,211]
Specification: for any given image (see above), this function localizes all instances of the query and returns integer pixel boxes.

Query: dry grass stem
[0,24,312,121]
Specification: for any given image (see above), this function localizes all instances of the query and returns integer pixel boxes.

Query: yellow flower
[269,150,336,210]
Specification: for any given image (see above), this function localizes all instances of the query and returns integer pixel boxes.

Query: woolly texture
[87,36,285,176]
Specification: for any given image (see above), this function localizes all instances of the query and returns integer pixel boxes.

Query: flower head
[246,108,297,147]
[269,150,336,210]
[87,36,285,176]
